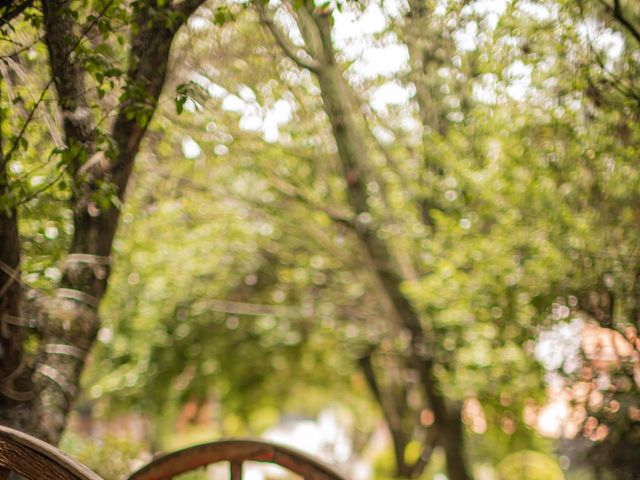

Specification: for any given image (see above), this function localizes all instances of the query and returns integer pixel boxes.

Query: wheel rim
[127,439,349,480]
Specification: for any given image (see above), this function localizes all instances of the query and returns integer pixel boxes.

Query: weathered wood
[0,426,348,480]
[0,426,102,480]
[229,460,243,480]
[127,439,348,480]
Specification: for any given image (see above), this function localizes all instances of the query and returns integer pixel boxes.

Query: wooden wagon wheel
[127,439,349,480]
[0,425,103,480]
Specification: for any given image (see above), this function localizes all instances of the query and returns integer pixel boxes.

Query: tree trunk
[358,353,413,478]
[0,0,205,445]
[0,78,29,413]
[266,3,472,478]
[316,51,472,480]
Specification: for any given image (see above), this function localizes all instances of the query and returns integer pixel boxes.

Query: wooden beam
[229,461,243,480]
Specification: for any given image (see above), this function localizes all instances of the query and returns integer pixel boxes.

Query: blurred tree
[3,1,638,479]
[89,0,602,476]
[547,1,640,477]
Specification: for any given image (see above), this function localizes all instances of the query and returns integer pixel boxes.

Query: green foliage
[4,0,640,477]
[175,81,208,114]
[59,432,145,480]
[0,0,131,280]
[212,5,238,26]
[496,451,564,480]
[78,4,639,475]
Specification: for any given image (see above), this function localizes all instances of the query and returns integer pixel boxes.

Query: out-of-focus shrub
[60,433,146,480]
[496,450,563,480]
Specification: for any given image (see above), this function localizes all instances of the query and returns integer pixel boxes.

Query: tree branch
[287,5,472,477]
[201,298,292,317]
[269,175,355,228]
[256,1,321,73]
[409,429,438,478]
[1,0,115,171]
[0,36,44,59]
[172,0,207,20]
[598,0,640,45]
[612,0,640,44]
[0,0,34,26]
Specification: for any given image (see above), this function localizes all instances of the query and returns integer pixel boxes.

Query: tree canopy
[1,0,639,479]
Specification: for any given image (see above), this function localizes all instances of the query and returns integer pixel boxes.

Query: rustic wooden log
[127,439,349,480]
[0,426,102,480]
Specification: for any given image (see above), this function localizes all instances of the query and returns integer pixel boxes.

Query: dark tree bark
[358,352,434,479]
[0,89,28,407]
[0,0,205,445]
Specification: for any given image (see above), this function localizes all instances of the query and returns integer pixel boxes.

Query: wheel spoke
[229,461,243,480]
